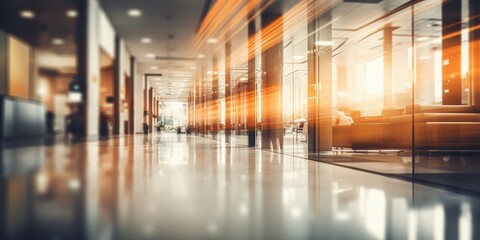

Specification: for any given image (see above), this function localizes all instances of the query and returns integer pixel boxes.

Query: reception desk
[0,95,46,141]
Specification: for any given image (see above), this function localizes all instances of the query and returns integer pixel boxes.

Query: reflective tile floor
[1,133,480,240]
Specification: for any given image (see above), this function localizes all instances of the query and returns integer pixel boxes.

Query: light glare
[128,9,142,17]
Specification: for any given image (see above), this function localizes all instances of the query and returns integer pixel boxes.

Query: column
[384,25,394,107]
[317,13,333,151]
[76,0,89,138]
[83,0,101,138]
[247,20,256,147]
[156,99,159,127]
[148,87,153,133]
[201,67,207,136]
[128,56,135,134]
[307,18,318,153]
[143,77,148,126]
[153,95,156,127]
[113,36,122,135]
[189,92,191,127]
[442,0,462,105]
[0,30,7,95]
[470,0,480,109]
[261,11,283,150]
[212,56,219,139]
[195,84,200,135]
[0,1,6,94]
[308,13,333,152]
[225,39,232,142]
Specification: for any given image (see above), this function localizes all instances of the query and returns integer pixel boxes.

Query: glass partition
[297,0,414,178]
[190,0,480,194]
[283,34,308,157]
[412,0,480,193]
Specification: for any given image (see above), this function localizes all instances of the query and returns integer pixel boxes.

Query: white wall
[134,72,144,133]
[99,9,115,58]
[117,39,126,135]
[85,0,120,138]
[86,0,101,137]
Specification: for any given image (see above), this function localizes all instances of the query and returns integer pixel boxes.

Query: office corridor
[2,134,479,240]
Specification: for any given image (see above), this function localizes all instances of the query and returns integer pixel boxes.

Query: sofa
[332,105,480,150]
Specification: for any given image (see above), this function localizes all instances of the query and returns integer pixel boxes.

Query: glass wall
[313,0,480,193]
[325,0,414,176]
[191,0,480,193]
[283,34,308,157]
[411,0,480,192]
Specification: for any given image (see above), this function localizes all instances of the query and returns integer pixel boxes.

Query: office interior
[1,0,480,239]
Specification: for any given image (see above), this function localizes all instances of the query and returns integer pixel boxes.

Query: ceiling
[0,0,78,75]
[1,0,448,102]
[99,0,207,103]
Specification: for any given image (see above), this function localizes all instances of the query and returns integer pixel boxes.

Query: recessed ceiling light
[189,66,197,70]
[141,37,152,44]
[52,38,65,45]
[315,40,334,46]
[150,66,158,70]
[19,10,35,19]
[198,54,205,59]
[127,9,142,17]
[293,55,304,59]
[66,10,77,18]
[416,36,429,41]
[207,38,218,44]
[146,53,156,58]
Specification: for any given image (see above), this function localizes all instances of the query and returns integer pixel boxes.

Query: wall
[86,0,101,137]
[115,38,126,135]
[99,9,115,58]
[8,36,30,99]
[134,72,143,133]
[85,0,116,137]
[100,66,114,116]
[0,30,7,94]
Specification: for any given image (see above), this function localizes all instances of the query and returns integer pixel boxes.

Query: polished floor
[1,133,480,240]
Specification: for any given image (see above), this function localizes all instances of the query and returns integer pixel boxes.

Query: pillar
[156,99,159,127]
[0,30,7,95]
[307,17,318,153]
[384,25,394,107]
[308,12,333,152]
[153,95,156,127]
[261,12,283,150]
[128,56,135,134]
[148,88,153,133]
[76,0,88,138]
[195,84,200,135]
[225,39,232,142]
[113,36,121,135]
[317,13,333,152]
[143,77,148,125]
[85,0,101,138]
[470,0,480,109]
[442,0,462,105]
[247,20,256,147]
[212,56,219,138]
[201,67,207,136]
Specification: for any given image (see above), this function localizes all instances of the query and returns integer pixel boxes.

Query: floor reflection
[1,134,479,240]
